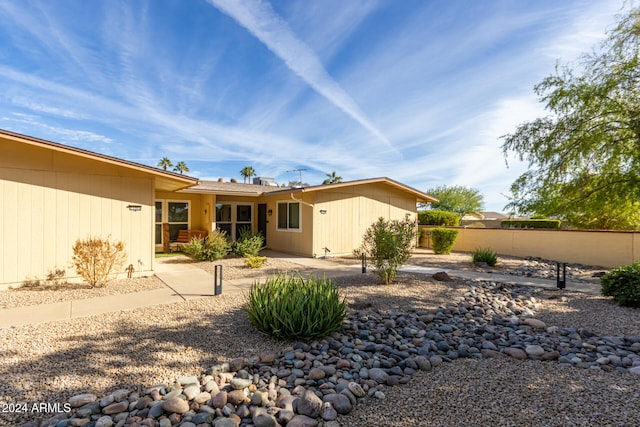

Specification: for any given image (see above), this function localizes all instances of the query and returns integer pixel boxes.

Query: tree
[157,157,173,171]
[323,171,342,184]
[501,6,640,230]
[173,161,190,175]
[240,166,256,184]
[424,185,484,218]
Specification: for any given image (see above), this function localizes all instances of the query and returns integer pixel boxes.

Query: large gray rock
[321,402,337,421]
[253,412,279,427]
[323,394,352,415]
[286,415,319,427]
[368,368,389,384]
[296,390,323,418]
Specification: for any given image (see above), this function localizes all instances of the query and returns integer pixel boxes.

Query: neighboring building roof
[480,211,510,220]
[462,211,511,221]
[1,128,198,192]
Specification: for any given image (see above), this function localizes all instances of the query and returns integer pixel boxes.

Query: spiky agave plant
[244,274,346,340]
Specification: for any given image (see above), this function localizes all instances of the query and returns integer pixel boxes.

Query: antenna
[286,168,307,186]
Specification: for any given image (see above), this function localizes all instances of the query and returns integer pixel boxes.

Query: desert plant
[356,216,417,284]
[19,268,66,289]
[244,274,346,340]
[431,228,459,254]
[472,248,498,266]
[244,254,267,268]
[418,210,460,226]
[71,236,126,287]
[182,230,231,261]
[232,228,264,257]
[601,262,640,307]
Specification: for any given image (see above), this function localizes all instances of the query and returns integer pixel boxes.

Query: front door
[258,203,267,246]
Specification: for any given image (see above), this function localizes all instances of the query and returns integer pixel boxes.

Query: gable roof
[1,129,198,192]
[272,177,437,203]
[183,177,436,202]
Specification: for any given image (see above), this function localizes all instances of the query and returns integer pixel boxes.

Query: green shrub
[472,248,498,266]
[244,274,347,340]
[418,210,460,226]
[71,236,126,287]
[431,228,459,254]
[183,230,231,261]
[244,254,267,268]
[501,219,561,229]
[233,228,264,257]
[601,262,640,307]
[356,216,417,284]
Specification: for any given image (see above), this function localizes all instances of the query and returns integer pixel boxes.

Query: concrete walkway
[0,251,601,329]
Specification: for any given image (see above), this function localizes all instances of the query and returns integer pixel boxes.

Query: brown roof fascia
[0,128,198,187]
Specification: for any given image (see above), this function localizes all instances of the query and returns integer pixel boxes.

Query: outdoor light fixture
[268,209,273,216]
[127,205,142,211]
[320,209,327,214]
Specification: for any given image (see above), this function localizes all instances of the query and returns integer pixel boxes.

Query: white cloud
[206,0,395,152]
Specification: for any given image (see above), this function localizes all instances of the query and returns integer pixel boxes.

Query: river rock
[503,347,528,360]
[297,389,323,418]
[95,416,114,427]
[321,402,338,421]
[211,391,228,408]
[368,368,389,384]
[161,397,189,414]
[525,345,545,357]
[69,393,97,408]
[287,415,319,427]
[523,318,546,329]
[323,393,352,415]
[102,401,128,415]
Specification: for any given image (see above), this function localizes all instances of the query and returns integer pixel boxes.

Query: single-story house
[460,211,514,228]
[0,129,435,287]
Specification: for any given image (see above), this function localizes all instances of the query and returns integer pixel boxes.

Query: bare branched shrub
[71,236,127,287]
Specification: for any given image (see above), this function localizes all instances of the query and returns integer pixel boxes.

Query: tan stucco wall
[155,191,213,232]
[420,226,639,268]
[257,193,314,256]
[1,160,154,287]
[313,183,418,257]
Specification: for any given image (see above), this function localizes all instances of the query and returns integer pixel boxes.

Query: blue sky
[0,0,627,211]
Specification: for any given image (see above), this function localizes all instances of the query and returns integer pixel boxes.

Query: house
[460,211,512,228]
[0,129,436,287]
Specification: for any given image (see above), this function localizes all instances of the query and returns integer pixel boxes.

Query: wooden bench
[170,229,207,252]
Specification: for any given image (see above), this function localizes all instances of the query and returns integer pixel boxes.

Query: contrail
[207,0,395,150]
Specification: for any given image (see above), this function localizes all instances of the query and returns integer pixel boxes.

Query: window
[216,202,253,239]
[167,202,189,240]
[216,203,232,237]
[236,204,252,237]
[277,201,300,230]
[155,200,190,245]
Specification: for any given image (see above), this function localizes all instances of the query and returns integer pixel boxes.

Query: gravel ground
[0,255,308,310]
[1,254,639,426]
[0,276,165,309]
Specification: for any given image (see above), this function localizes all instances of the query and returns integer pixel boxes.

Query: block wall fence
[419,226,640,268]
